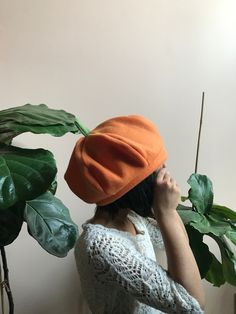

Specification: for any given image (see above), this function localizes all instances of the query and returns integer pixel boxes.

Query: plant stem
[0,248,14,314]
[194,91,205,174]
[75,117,90,136]
[0,261,5,314]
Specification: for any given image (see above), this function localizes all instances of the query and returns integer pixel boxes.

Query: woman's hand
[152,167,205,310]
[153,168,181,218]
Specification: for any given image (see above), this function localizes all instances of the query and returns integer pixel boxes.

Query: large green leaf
[188,174,213,214]
[0,143,57,209]
[205,253,225,287]
[0,104,80,143]
[211,235,236,286]
[177,206,202,224]
[186,225,213,278]
[24,192,78,257]
[0,202,25,246]
[189,213,231,236]
[226,229,236,245]
[178,205,230,236]
[211,204,236,222]
[190,214,211,234]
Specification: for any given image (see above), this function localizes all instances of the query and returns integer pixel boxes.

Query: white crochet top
[75,210,203,314]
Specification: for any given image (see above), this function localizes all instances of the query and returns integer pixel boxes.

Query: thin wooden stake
[194,92,205,174]
[0,262,5,314]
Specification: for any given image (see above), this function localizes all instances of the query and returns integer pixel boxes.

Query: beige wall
[0,0,236,313]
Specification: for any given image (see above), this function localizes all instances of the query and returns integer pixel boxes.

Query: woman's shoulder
[75,222,140,267]
[77,222,134,250]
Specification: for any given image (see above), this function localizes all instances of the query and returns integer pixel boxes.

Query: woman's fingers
[159,169,173,184]
[156,168,179,192]
[156,168,168,183]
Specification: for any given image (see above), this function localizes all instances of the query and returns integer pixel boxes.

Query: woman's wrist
[154,208,179,223]
[155,210,189,240]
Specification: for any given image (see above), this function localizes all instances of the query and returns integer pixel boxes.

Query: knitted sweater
[75,211,203,314]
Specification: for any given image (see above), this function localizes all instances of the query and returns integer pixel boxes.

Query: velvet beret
[64,115,167,205]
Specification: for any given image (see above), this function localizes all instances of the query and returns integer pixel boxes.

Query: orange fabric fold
[64,115,167,205]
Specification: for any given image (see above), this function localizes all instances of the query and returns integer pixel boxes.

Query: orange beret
[64,115,167,205]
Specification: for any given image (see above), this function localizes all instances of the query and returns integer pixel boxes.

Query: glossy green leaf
[211,204,236,222]
[190,214,211,233]
[189,213,231,236]
[0,202,25,246]
[24,192,78,257]
[0,104,79,143]
[188,174,213,214]
[186,225,212,278]
[0,143,57,209]
[178,205,231,236]
[206,214,231,236]
[177,206,202,225]
[222,253,236,286]
[220,240,236,286]
[205,253,225,287]
[211,236,236,286]
[48,180,58,195]
[226,229,236,246]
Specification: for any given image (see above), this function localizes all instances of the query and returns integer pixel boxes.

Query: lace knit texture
[75,211,203,314]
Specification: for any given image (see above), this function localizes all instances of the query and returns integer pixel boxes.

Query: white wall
[0,1,236,313]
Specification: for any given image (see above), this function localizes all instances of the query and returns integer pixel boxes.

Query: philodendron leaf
[188,174,213,214]
[0,143,57,209]
[24,192,78,257]
[0,201,25,246]
[205,253,225,287]
[185,225,213,278]
[0,104,80,143]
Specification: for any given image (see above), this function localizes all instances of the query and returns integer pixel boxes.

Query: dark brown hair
[96,172,156,219]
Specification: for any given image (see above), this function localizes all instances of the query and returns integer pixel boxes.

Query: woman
[65,115,205,313]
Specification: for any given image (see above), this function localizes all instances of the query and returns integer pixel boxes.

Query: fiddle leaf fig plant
[0,104,80,254]
[0,104,86,313]
[0,144,57,209]
[177,173,236,287]
[0,103,79,144]
[25,192,77,257]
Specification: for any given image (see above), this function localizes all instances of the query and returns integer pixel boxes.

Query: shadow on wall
[203,280,235,314]
[17,267,80,314]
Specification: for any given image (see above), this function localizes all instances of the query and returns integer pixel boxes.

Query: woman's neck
[90,208,137,235]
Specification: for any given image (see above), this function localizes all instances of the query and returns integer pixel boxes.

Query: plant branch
[195,91,205,174]
[0,248,14,314]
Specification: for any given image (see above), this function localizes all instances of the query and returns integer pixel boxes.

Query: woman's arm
[83,229,204,313]
[153,168,205,310]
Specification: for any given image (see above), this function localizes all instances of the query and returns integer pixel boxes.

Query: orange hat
[64,115,167,205]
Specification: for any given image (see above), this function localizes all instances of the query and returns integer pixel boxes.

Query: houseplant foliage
[1,102,235,313]
[0,104,88,313]
[176,92,236,287]
[177,174,236,287]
